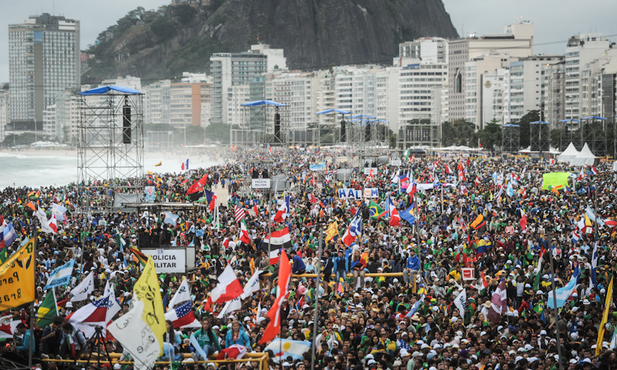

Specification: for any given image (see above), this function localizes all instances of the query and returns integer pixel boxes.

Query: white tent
[558,142,579,163]
[570,143,597,167]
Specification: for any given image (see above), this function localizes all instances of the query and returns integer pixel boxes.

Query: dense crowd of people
[1,147,617,370]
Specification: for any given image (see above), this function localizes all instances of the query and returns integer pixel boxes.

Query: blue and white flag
[506,183,515,198]
[164,211,179,226]
[309,163,326,171]
[547,267,580,309]
[265,339,311,362]
[406,294,425,317]
[585,206,597,223]
[2,222,17,247]
[45,260,75,289]
[590,242,599,287]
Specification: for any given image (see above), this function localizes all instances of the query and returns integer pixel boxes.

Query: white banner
[251,179,271,189]
[142,249,186,273]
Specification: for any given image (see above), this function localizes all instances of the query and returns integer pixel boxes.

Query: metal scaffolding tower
[315,109,351,146]
[232,100,287,148]
[530,121,550,153]
[398,118,439,149]
[502,124,520,154]
[77,85,144,188]
[581,116,607,156]
[559,119,580,151]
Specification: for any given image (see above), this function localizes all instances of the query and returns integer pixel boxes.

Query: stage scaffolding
[232,100,287,148]
[502,124,520,154]
[530,121,550,153]
[581,116,607,156]
[315,109,351,146]
[397,118,439,149]
[559,119,580,151]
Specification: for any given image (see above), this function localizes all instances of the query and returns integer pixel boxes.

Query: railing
[260,272,403,278]
[41,352,269,370]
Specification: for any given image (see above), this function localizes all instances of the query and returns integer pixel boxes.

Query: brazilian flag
[369,200,386,220]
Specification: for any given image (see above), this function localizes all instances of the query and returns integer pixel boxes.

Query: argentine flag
[547,267,580,309]
[45,260,75,289]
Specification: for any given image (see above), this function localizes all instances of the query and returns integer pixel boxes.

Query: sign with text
[363,188,379,198]
[251,179,271,189]
[364,168,379,175]
[0,238,35,309]
[338,188,362,200]
[390,159,402,166]
[461,268,475,281]
[142,248,186,273]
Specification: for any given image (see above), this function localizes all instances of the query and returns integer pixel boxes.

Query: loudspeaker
[274,112,281,141]
[122,104,131,144]
[365,124,371,142]
[340,119,346,142]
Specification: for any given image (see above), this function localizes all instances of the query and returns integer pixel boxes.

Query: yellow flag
[325,221,339,242]
[134,256,166,355]
[596,276,613,356]
[0,237,35,310]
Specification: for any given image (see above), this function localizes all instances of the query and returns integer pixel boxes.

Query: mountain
[82,0,458,83]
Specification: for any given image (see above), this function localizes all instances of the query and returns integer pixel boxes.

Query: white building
[8,13,80,132]
[102,75,142,91]
[42,104,57,139]
[395,37,448,66]
[398,62,447,126]
[0,90,8,142]
[480,68,508,125]
[251,44,287,72]
[143,80,171,125]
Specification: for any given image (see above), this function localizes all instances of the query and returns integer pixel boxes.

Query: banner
[542,172,570,190]
[0,237,35,310]
[144,186,156,203]
[309,163,326,171]
[461,268,475,280]
[338,189,362,200]
[363,188,379,198]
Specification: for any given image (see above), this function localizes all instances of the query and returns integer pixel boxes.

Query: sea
[0,152,222,189]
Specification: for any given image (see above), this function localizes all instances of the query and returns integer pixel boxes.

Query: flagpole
[310,226,323,370]
[29,229,38,369]
[548,245,564,370]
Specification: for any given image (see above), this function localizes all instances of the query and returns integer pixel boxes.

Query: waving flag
[240,221,251,245]
[405,295,424,317]
[187,175,208,196]
[203,190,217,212]
[37,290,58,328]
[273,197,289,223]
[369,201,386,220]
[205,265,244,310]
[470,214,485,230]
[265,339,311,362]
[164,212,179,226]
[264,227,291,250]
[181,159,189,170]
[400,203,416,226]
[234,205,246,223]
[165,300,200,328]
[67,288,121,338]
[325,221,339,242]
[45,260,75,289]
[547,267,580,309]
[70,271,95,302]
[2,222,17,248]
[168,278,192,309]
[487,280,507,323]
[342,215,362,246]
[387,195,400,227]
[520,210,527,231]
[259,250,291,345]
[590,242,599,287]
[597,277,614,356]
[241,269,262,300]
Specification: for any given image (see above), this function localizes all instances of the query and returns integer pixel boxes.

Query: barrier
[41,352,269,370]
[261,272,403,278]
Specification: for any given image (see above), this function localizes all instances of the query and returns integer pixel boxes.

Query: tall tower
[8,13,80,133]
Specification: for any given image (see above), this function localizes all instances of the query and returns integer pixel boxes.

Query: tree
[517,110,540,150]
[477,120,502,150]
[173,4,197,24]
[441,119,477,147]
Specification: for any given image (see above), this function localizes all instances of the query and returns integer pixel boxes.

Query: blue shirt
[407,256,420,270]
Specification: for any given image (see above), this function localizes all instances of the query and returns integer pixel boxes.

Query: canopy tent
[570,143,597,167]
[240,100,286,107]
[78,85,142,95]
[558,142,579,163]
[315,109,350,115]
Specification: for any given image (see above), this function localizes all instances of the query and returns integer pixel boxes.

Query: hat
[400,349,410,357]
[583,299,590,305]
[367,360,377,365]
[66,302,73,308]
[283,362,291,367]
[540,330,547,335]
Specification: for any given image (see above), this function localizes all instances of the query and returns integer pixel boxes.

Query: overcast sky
[1,0,616,83]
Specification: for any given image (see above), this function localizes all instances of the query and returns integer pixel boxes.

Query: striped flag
[234,205,246,223]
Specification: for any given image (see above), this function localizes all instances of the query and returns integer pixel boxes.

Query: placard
[363,188,379,198]
[338,188,362,200]
[251,179,271,189]
[461,268,475,281]
[390,159,402,166]
[142,248,187,273]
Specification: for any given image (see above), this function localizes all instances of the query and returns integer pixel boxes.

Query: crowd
[1,147,617,370]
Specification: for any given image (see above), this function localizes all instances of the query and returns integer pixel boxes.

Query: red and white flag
[604,219,617,228]
[263,227,291,251]
[240,222,251,245]
[234,205,246,223]
[445,165,452,174]
[205,265,243,311]
[164,300,200,328]
[269,249,282,266]
[67,289,121,338]
[487,280,507,323]
[520,210,527,231]
[259,250,292,345]
[273,200,288,223]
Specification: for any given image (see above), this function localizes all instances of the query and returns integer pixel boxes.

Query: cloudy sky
[1,0,616,83]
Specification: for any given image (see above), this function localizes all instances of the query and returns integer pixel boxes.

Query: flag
[264,339,311,362]
[342,215,362,247]
[387,196,401,227]
[405,295,424,317]
[52,203,67,222]
[325,221,339,243]
[241,269,262,300]
[470,214,485,230]
[187,177,206,195]
[133,256,166,353]
[400,203,416,226]
[259,250,292,345]
[67,288,121,338]
[453,290,466,316]
[164,212,179,226]
[263,227,292,250]
[585,206,597,223]
[506,183,515,197]
[168,277,192,309]
[155,161,162,167]
[206,265,244,308]
[25,202,36,211]
[533,253,544,291]
[273,198,289,223]
[130,246,148,268]
[487,280,507,323]
[520,210,527,231]
[70,271,95,302]
[44,260,75,289]
[234,205,246,223]
[591,242,599,287]
[2,222,17,248]
[240,221,251,245]
[217,298,242,318]
[604,219,617,228]
[108,296,161,370]
[445,164,452,174]
[369,200,386,220]
[181,159,189,170]
[269,249,282,266]
[597,277,614,356]
[0,315,20,339]
[203,190,217,212]
[117,232,126,252]
[37,289,58,329]
[406,182,417,197]
[164,300,200,328]
[0,237,35,310]
[268,144,272,155]
[37,207,57,234]
[547,267,580,309]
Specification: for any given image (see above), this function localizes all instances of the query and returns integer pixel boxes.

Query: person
[59,322,87,359]
[7,323,35,362]
[333,249,349,294]
[161,320,183,361]
[403,250,420,287]
[291,251,306,275]
[224,320,251,349]
[41,316,65,358]
[190,318,221,361]
[350,249,367,290]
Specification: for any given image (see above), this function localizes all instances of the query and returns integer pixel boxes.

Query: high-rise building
[210,51,269,124]
[8,13,80,132]
[0,90,8,142]
[448,21,534,126]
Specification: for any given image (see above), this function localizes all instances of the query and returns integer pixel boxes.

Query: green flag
[533,255,543,291]
[37,290,58,329]
[368,200,386,220]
